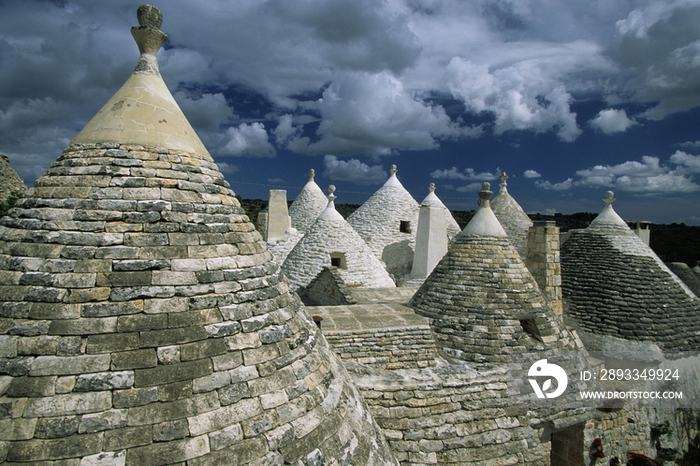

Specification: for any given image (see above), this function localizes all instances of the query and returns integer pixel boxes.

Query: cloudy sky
[1,0,700,224]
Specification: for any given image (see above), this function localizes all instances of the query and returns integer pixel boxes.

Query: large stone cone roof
[491,172,533,259]
[561,192,700,351]
[409,183,579,363]
[0,7,396,465]
[0,154,27,204]
[347,165,419,278]
[282,188,396,292]
[288,169,328,233]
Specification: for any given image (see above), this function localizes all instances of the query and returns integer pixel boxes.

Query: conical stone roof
[561,192,700,351]
[0,154,27,205]
[347,165,419,278]
[0,7,396,465]
[491,172,533,259]
[288,169,328,233]
[409,183,579,363]
[282,186,395,292]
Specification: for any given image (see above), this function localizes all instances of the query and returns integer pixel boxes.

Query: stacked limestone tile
[410,183,580,363]
[0,6,397,465]
[491,172,533,260]
[561,191,700,351]
[282,186,395,293]
[347,165,419,280]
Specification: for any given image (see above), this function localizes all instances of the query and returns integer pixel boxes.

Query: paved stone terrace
[308,290,438,370]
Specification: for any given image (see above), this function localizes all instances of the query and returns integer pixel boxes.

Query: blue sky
[1,0,699,224]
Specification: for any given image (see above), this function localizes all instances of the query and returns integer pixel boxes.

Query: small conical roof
[0,154,27,203]
[0,7,396,465]
[410,183,578,363]
[283,186,396,291]
[288,169,328,233]
[421,183,461,239]
[561,191,700,350]
[491,172,533,258]
[347,165,419,278]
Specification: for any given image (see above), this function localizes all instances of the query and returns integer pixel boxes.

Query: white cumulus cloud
[524,170,541,178]
[430,167,499,181]
[219,123,276,158]
[322,155,387,186]
[589,109,637,134]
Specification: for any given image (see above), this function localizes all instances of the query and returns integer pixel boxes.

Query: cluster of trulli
[270,165,463,292]
[0,6,397,464]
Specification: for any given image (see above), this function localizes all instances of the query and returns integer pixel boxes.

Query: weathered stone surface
[7,432,103,462]
[30,355,111,377]
[121,434,210,465]
[24,392,112,418]
[73,371,134,392]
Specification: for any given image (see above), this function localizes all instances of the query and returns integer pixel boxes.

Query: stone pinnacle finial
[137,4,163,29]
[478,182,493,207]
[390,165,397,176]
[327,185,336,202]
[132,5,168,66]
[429,182,436,193]
[499,172,508,190]
[308,169,315,181]
[604,191,616,206]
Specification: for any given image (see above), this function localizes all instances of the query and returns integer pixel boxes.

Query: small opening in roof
[520,318,542,342]
[400,220,411,234]
[330,252,346,269]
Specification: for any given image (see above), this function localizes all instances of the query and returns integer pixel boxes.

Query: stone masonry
[525,221,563,315]
[0,155,27,205]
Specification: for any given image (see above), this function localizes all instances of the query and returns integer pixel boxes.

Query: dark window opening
[400,220,411,233]
[520,318,542,342]
[330,253,346,269]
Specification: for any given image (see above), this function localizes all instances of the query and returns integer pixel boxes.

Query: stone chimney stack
[266,189,291,241]
[411,183,448,279]
[526,220,563,315]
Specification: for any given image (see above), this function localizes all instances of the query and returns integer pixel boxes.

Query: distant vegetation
[0,190,23,217]
[239,198,700,267]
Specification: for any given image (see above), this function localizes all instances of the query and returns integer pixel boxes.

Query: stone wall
[349,366,548,466]
[325,325,438,370]
[525,221,563,315]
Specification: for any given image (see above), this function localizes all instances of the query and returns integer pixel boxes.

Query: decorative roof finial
[137,4,163,28]
[429,182,436,193]
[327,185,336,203]
[131,5,167,73]
[308,169,315,181]
[478,182,493,208]
[604,191,616,206]
[390,165,397,176]
[499,172,508,192]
